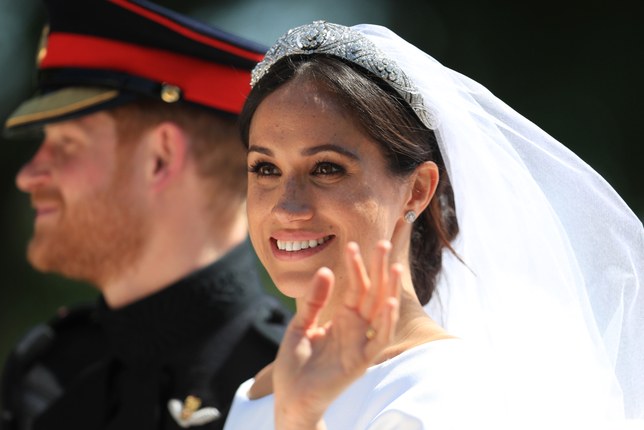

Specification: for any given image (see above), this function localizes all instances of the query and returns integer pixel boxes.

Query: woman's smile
[270,235,335,260]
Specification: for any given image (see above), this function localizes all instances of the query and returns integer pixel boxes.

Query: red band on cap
[41,33,253,114]
[109,0,264,64]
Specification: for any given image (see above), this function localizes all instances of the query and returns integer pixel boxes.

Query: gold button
[161,84,182,103]
[36,25,50,66]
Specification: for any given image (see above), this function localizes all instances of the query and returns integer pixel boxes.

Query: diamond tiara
[250,21,432,127]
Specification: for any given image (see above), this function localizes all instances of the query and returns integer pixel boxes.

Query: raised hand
[273,241,402,430]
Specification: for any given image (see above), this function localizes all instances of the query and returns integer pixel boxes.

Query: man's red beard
[27,175,148,288]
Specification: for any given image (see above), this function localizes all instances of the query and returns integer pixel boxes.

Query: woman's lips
[275,235,332,251]
[270,235,335,260]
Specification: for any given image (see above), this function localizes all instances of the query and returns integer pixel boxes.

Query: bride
[223,21,644,429]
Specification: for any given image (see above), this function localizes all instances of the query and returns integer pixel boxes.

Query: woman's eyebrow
[248,143,360,160]
[248,145,273,156]
[301,144,359,160]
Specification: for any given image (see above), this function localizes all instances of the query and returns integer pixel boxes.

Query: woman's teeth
[276,236,330,252]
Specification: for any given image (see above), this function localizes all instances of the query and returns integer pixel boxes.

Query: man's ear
[404,161,439,217]
[144,122,189,191]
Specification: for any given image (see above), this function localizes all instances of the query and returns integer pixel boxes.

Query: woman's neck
[374,290,454,364]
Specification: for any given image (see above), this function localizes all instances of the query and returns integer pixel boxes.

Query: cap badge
[160,84,182,103]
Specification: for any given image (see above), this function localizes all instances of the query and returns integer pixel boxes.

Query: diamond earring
[404,210,417,224]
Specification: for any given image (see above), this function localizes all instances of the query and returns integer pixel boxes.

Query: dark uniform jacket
[0,241,290,430]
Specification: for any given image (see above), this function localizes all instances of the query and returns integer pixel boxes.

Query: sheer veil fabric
[354,25,644,426]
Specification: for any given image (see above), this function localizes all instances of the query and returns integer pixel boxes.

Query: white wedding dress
[224,339,500,430]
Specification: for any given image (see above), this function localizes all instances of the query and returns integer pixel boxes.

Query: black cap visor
[3,87,137,138]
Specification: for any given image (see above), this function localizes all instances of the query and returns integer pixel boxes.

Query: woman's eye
[249,161,280,177]
[312,162,343,176]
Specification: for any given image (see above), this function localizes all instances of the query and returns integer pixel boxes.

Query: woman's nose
[272,176,314,223]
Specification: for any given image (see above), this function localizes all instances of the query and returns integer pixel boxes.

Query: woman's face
[247,78,411,305]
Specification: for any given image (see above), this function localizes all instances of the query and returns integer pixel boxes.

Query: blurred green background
[1,0,642,370]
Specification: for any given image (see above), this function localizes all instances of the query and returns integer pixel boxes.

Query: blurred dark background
[1,0,642,369]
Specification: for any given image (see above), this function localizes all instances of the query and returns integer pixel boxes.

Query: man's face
[15,111,148,286]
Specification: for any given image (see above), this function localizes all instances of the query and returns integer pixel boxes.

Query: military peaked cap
[5,0,266,132]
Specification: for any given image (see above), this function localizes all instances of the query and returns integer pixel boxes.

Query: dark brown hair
[240,55,459,305]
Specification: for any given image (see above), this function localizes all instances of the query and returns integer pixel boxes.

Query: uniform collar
[96,240,264,364]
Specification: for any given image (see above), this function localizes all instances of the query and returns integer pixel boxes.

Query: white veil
[252,22,644,427]
[356,25,643,425]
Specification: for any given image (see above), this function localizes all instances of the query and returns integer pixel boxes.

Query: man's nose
[15,144,52,193]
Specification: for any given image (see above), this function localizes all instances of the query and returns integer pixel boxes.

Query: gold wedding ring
[365,326,376,340]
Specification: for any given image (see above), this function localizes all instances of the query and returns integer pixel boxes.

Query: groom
[1,0,289,429]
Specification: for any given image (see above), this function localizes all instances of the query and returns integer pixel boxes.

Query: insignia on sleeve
[167,395,221,428]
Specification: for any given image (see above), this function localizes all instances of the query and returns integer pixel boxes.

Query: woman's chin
[270,271,319,299]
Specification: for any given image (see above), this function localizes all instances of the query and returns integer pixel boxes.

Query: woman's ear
[144,122,189,191]
[404,161,439,216]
